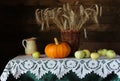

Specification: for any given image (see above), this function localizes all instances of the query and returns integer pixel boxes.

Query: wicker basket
[61,30,80,56]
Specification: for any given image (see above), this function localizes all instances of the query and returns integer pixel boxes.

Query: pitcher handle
[22,39,26,48]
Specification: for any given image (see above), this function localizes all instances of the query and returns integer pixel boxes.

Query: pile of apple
[74,49,116,60]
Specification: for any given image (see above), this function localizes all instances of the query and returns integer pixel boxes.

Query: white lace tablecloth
[1,55,120,81]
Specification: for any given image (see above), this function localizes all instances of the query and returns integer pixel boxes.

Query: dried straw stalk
[35,2,102,31]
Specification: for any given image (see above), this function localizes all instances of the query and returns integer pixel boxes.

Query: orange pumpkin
[45,37,71,58]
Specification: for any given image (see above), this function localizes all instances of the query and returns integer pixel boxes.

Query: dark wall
[0,0,120,74]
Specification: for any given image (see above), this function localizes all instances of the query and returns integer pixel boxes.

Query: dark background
[0,0,120,75]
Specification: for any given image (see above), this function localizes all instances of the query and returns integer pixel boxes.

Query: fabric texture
[1,55,120,81]
[7,71,120,81]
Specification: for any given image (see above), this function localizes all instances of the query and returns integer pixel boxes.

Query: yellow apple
[83,49,91,58]
[32,51,41,59]
[91,52,99,60]
[97,49,103,55]
[97,49,107,56]
[106,50,116,59]
[74,50,85,59]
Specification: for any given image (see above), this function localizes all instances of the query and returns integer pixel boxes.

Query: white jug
[22,37,37,55]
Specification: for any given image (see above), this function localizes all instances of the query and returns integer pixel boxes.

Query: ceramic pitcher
[22,37,37,55]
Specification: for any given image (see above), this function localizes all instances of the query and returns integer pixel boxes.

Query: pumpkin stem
[54,37,59,45]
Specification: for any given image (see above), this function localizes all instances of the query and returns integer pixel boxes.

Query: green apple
[97,49,107,56]
[32,51,41,59]
[90,52,99,60]
[97,49,103,55]
[83,49,91,58]
[74,50,85,59]
[106,50,116,59]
